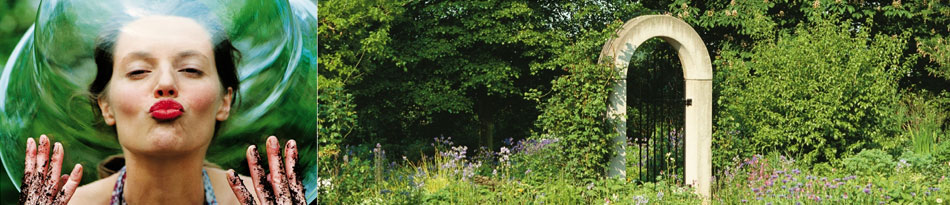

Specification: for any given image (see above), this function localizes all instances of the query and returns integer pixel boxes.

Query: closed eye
[127,70,150,78]
[180,68,204,76]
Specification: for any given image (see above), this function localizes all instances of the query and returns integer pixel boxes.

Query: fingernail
[53,143,61,155]
[268,136,278,147]
[70,164,82,180]
[27,138,34,148]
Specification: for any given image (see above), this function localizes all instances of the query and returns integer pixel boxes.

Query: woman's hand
[227,136,306,205]
[18,135,83,205]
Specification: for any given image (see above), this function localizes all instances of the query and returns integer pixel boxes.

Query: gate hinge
[685,98,692,106]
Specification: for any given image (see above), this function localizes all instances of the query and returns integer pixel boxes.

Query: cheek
[108,84,150,117]
[182,82,222,114]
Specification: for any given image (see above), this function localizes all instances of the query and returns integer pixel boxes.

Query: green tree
[715,17,911,163]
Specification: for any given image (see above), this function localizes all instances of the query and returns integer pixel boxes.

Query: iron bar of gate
[630,98,687,186]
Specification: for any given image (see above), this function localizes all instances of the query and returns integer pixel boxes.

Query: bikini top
[109,166,217,205]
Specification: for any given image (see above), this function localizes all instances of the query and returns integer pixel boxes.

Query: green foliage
[714,16,911,164]
[897,91,949,155]
[842,149,896,177]
[316,0,404,172]
[716,153,950,204]
[526,20,625,179]
[320,140,703,204]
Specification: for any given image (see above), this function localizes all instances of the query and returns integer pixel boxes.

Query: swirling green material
[0,0,317,203]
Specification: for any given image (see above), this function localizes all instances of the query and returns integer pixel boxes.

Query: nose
[153,68,178,98]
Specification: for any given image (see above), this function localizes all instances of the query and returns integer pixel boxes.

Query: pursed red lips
[150,99,184,121]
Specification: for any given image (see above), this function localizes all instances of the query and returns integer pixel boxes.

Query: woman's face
[98,16,232,156]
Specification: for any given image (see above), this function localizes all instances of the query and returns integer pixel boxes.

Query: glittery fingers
[265,136,292,204]
[18,137,36,205]
[52,164,82,205]
[227,169,257,205]
[37,142,65,203]
[247,145,274,204]
[283,140,306,204]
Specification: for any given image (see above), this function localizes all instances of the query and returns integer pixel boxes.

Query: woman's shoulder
[68,173,119,205]
[205,167,258,205]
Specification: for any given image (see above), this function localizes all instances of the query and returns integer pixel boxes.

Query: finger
[29,135,52,204]
[19,137,36,205]
[266,136,292,204]
[284,140,306,204]
[227,169,257,205]
[55,174,68,195]
[39,143,65,204]
[247,145,274,204]
[52,164,82,205]
[35,135,50,177]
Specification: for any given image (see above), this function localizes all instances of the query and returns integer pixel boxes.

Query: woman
[17,13,306,205]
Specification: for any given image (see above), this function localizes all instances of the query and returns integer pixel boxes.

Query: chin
[126,129,204,157]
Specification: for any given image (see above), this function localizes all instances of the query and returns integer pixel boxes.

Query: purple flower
[792,169,801,175]
[863,188,871,194]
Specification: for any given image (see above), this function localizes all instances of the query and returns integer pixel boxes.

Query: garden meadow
[313,0,950,204]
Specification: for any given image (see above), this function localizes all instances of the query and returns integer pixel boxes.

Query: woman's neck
[121,149,207,204]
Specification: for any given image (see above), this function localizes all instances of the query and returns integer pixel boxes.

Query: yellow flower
[518,188,524,193]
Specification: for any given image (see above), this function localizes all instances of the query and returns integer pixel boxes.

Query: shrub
[714,17,911,164]
[527,21,623,179]
[841,149,896,177]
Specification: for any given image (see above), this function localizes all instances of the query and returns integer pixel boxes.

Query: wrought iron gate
[625,45,687,185]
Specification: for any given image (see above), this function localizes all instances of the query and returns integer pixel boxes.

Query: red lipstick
[149,99,183,121]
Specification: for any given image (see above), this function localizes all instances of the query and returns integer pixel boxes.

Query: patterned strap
[110,166,217,205]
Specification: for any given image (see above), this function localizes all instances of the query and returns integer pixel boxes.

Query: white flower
[936,198,943,204]
[318,177,334,194]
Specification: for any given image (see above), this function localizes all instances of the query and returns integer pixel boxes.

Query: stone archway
[598,15,712,197]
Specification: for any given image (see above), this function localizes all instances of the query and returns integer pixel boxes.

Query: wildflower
[741,199,748,203]
[936,198,942,203]
[842,193,848,199]
[587,182,595,190]
[657,191,664,201]
[525,169,532,175]
[863,188,871,194]
[632,195,649,205]
[792,169,801,175]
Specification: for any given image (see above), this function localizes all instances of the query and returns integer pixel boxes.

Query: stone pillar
[684,79,712,197]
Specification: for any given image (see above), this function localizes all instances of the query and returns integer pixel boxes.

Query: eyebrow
[120,51,154,65]
[119,50,209,65]
[177,50,209,60]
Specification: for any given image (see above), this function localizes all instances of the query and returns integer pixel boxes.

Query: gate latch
[685,98,692,106]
